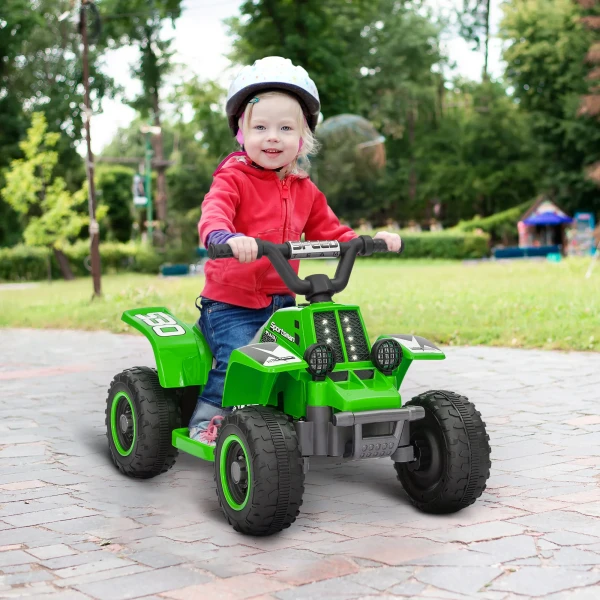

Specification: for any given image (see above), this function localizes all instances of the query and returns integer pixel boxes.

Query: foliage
[100,0,182,117]
[453,201,532,244]
[0,113,93,250]
[500,0,600,215]
[0,241,164,282]
[96,165,135,242]
[226,0,377,118]
[361,230,490,259]
[416,80,540,224]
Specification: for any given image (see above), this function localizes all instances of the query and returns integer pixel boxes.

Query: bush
[452,202,530,244]
[0,242,165,282]
[358,231,490,259]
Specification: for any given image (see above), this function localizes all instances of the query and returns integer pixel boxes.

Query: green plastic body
[222,303,446,418]
[123,303,446,462]
[121,307,212,388]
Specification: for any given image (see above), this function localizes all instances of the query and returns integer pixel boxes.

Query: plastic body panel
[122,306,212,388]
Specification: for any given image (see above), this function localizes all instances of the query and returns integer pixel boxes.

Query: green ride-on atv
[106,235,491,536]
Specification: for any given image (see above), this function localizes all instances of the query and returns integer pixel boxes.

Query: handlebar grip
[208,243,234,259]
[372,238,389,253]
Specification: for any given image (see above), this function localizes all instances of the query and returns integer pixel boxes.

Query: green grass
[1,258,598,351]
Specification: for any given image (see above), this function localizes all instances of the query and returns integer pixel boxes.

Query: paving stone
[75,566,212,600]
[1,506,96,528]
[548,547,600,566]
[543,531,600,547]
[491,567,600,596]
[3,329,600,598]
[0,550,36,567]
[414,566,503,595]
[26,544,77,560]
[469,535,538,562]
[418,521,526,544]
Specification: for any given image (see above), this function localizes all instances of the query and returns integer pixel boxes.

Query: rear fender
[122,307,212,388]
[377,334,445,391]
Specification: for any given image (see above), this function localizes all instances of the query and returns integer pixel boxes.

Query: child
[189,56,401,443]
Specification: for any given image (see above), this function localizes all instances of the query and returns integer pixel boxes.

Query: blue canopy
[523,211,572,226]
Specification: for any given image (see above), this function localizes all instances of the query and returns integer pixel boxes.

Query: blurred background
[1,0,599,351]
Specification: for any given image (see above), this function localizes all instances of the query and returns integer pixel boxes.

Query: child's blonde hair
[239,91,319,174]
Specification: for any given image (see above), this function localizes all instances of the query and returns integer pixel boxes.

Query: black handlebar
[207,235,403,303]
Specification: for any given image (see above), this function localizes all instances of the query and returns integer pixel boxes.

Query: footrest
[172,428,215,462]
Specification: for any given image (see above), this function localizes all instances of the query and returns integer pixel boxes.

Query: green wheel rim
[220,434,251,510]
[111,391,136,456]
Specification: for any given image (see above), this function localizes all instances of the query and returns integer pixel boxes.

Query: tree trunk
[408,107,417,210]
[53,247,75,280]
[152,90,168,225]
[483,0,491,81]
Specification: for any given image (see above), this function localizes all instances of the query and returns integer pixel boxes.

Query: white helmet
[226,56,320,135]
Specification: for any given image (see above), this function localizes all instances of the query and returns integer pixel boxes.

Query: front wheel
[214,406,304,536]
[395,390,491,514]
[106,367,181,478]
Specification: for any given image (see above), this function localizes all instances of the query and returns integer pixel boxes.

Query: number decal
[135,312,185,337]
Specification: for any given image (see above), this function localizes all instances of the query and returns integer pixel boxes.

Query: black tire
[214,406,304,536]
[395,390,491,514]
[105,367,181,479]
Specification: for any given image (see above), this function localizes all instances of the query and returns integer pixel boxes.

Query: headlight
[371,338,402,374]
[304,343,336,380]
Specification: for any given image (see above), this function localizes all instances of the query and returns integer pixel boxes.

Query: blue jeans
[188,294,296,432]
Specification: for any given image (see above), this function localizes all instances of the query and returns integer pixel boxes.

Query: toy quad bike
[106,236,491,536]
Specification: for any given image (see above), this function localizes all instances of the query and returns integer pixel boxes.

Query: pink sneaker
[198,415,225,446]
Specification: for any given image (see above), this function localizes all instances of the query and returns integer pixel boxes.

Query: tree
[417,80,540,223]
[226,0,376,118]
[0,113,99,279]
[457,0,492,80]
[96,165,135,242]
[101,0,183,227]
[501,0,600,215]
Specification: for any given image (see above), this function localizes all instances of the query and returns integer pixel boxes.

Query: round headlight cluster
[371,338,402,374]
[304,343,336,380]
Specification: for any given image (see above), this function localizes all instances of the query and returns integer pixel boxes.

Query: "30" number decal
[135,312,185,337]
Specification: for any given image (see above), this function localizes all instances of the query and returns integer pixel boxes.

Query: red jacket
[199,153,357,308]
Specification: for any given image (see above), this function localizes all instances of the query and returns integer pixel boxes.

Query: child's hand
[227,236,259,263]
[374,231,402,252]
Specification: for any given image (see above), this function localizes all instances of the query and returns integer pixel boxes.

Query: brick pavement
[1,328,600,599]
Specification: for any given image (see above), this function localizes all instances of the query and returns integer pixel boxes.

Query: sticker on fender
[242,343,302,366]
[135,312,185,337]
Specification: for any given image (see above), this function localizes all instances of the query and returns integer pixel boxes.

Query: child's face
[243,94,302,171]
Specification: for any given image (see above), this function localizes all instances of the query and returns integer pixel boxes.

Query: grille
[313,311,344,363]
[338,310,370,362]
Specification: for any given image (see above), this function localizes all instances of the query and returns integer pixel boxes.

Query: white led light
[349,336,354,341]
[322,319,328,325]
[343,317,349,323]
[326,338,332,343]
[351,345,355,351]
[352,355,358,360]
[324,328,329,333]
[346,327,351,332]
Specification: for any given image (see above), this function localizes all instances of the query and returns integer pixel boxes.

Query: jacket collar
[213,152,308,181]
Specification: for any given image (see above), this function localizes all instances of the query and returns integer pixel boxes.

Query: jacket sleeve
[303,185,357,243]
[198,171,242,247]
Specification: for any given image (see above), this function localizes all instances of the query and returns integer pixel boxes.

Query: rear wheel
[106,367,181,478]
[214,406,304,536]
[395,390,491,513]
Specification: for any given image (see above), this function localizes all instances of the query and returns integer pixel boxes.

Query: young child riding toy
[189,56,402,443]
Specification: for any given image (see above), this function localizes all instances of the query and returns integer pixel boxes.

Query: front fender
[222,343,308,411]
[378,334,445,391]
[122,307,212,388]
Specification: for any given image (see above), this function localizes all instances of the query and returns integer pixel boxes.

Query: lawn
[1,257,598,351]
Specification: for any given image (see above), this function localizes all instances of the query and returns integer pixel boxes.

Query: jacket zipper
[281,178,289,240]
